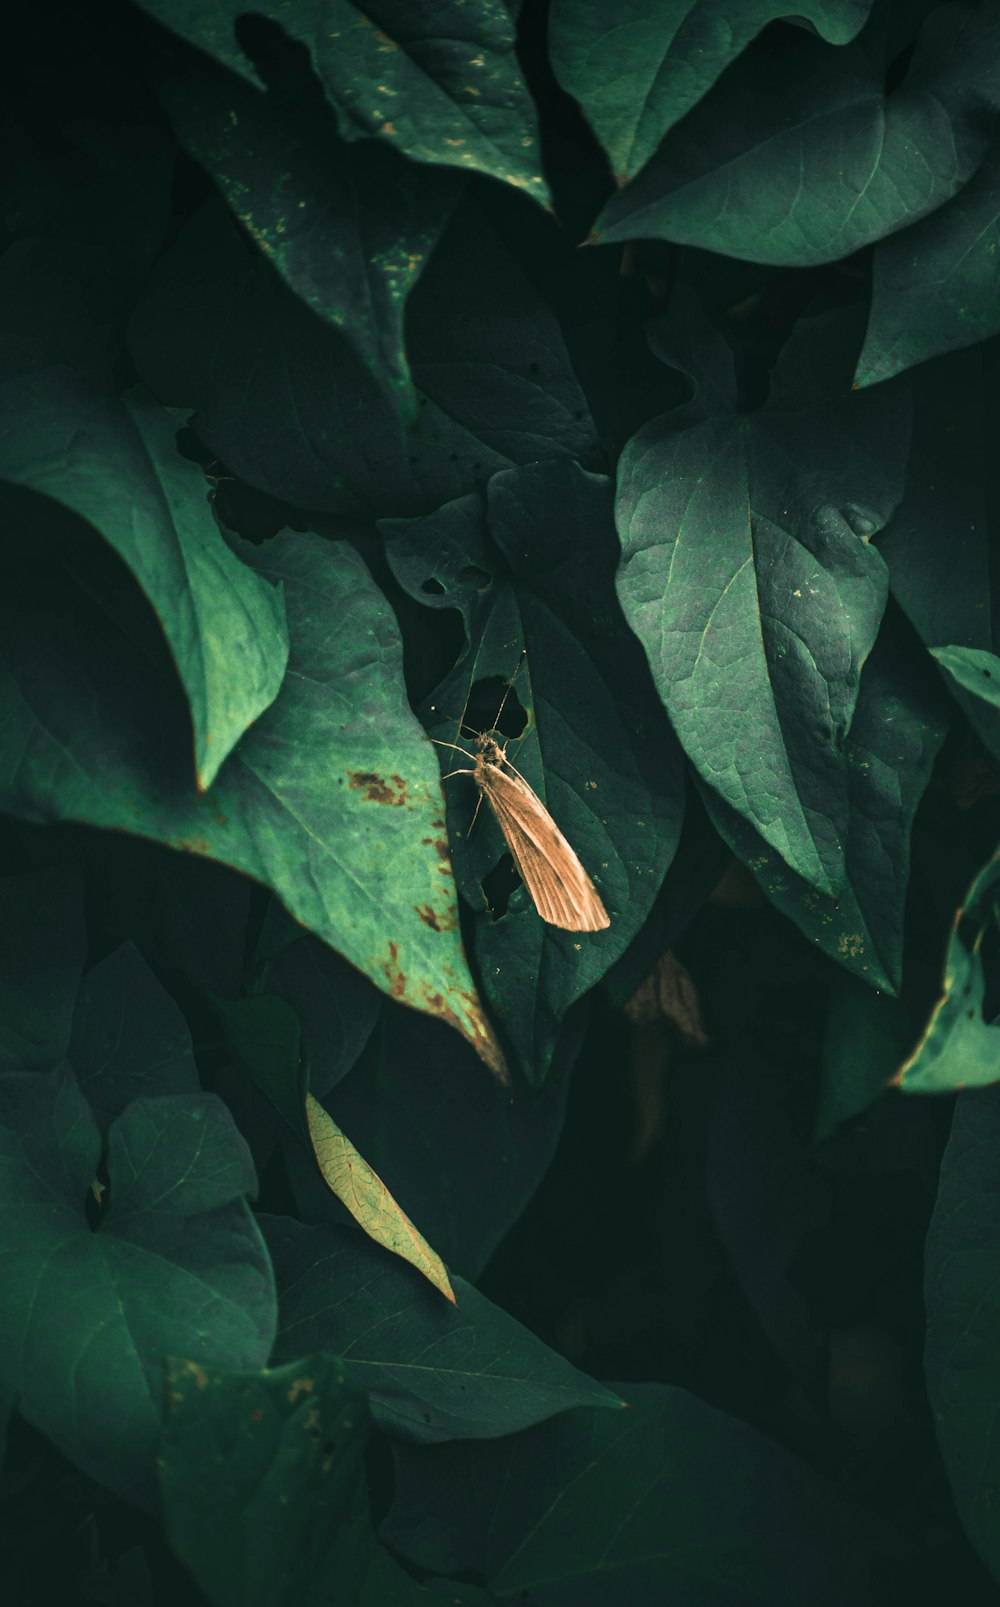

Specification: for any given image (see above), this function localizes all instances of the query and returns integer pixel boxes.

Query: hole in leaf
[457,564,492,590]
[463,675,528,741]
[482,853,520,921]
[421,577,446,596]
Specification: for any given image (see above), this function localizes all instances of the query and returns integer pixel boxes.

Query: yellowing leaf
[304,1094,456,1305]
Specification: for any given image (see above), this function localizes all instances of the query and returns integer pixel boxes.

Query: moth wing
[481,764,610,933]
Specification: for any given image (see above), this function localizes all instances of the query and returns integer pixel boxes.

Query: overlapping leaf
[549,0,869,183]
[925,1082,1000,1585]
[129,195,596,517]
[615,299,909,894]
[0,523,505,1076]
[161,1355,373,1607]
[932,646,1000,763]
[593,4,1000,268]
[157,47,460,412]
[264,1215,622,1442]
[0,367,289,789]
[879,347,1000,654]
[698,621,948,991]
[0,863,85,1070]
[385,456,684,1084]
[383,1382,890,1603]
[857,142,1000,387]
[70,941,199,1132]
[0,1066,276,1506]
[899,852,1000,1093]
[287,991,572,1278]
[134,0,549,202]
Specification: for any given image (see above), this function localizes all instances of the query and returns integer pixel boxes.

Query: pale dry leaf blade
[304,1093,457,1304]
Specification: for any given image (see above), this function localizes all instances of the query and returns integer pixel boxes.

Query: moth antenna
[490,647,528,737]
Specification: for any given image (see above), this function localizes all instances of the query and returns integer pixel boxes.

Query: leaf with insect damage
[384,456,685,1086]
[128,194,597,518]
[132,0,550,204]
[0,520,506,1081]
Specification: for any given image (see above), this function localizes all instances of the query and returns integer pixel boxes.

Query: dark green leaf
[857,142,1000,387]
[0,528,506,1078]
[70,942,199,1133]
[593,5,1000,266]
[386,457,684,1083]
[383,1382,891,1603]
[129,195,597,517]
[817,972,909,1139]
[933,646,1000,762]
[550,0,869,183]
[879,345,1000,653]
[0,370,289,790]
[288,1001,572,1278]
[615,299,909,895]
[134,0,550,202]
[263,1215,623,1441]
[698,618,948,991]
[0,1066,275,1505]
[900,851,1000,1093]
[262,935,382,1101]
[925,1082,1000,1585]
[160,1354,371,1607]
[158,50,461,411]
[0,863,85,1070]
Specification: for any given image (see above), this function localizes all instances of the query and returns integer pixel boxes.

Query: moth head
[477,733,505,766]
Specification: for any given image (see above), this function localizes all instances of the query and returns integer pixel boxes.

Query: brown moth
[434,728,611,933]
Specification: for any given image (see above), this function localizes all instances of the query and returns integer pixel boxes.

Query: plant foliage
[2,0,1000,1602]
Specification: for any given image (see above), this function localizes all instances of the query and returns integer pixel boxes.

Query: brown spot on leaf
[347,770,407,806]
[415,903,457,932]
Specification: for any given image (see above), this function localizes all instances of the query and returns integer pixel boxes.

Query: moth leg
[467,789,486,837]
[440,767,475,781]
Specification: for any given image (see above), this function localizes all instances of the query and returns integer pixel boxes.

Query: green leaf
[129,195,597,518]
[260,934,382,1101]
[817,972,909,1140]
[385,457,684,1084]
[0,1066,276,1505]
[288,995,572,1279]
[383,1382,891,1603]
[698,618,948,991]
[615,299,909,895]
[932,646,1000,762]
[0,863,85,1070]
[216,992,462,1298]
[0,370,289,790]
[925,1082,1000,1586]
[899,852,1000,1093]
[160,1355,372,1607]
[70,942,199,1133]
[263,1215,623,1441]
[304,1093,458,1303]
[157,49,461,413]
[133,0,550,203]
[0,526,507,1079]
[879,345,1000,652]
[593,5,1000,266]
[856,142,1000,387]
[549,0,869,183]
